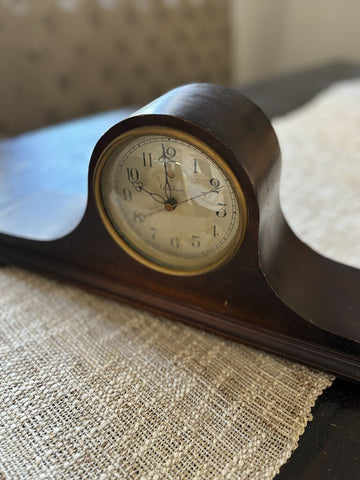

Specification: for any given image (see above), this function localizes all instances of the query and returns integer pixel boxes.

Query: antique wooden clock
[0,84,359,380]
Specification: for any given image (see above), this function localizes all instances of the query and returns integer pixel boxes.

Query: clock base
[0,231,358,382]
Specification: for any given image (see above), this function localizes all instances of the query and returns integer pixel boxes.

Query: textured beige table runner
[1,80,360,479]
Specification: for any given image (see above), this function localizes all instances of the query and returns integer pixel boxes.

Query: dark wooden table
[239,62,360,480]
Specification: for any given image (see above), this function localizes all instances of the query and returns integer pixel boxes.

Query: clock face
[95,126,247,275]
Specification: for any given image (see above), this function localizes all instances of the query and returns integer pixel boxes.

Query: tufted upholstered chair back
[0,0,231,136]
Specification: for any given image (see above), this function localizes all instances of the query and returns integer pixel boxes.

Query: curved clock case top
[0,84,359,380]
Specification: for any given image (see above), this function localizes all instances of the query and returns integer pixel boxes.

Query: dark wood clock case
[0,84,359,380]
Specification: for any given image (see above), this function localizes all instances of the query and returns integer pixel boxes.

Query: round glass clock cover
[95,127,247,275]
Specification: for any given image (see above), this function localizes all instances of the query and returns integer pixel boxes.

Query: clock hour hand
[128,179,166,204]
[144,187,166,204]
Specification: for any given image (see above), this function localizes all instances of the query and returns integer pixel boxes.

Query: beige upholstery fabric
[3,80,360,478]
[0,0,230,135]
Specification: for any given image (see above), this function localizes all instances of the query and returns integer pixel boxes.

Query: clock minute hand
[176,185,224,207]
[164,162,172,200]
[159,144,177,200]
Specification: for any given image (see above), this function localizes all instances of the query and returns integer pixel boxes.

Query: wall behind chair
[230,0,360,84]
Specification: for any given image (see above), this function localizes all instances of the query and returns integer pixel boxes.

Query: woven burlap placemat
[0,268,332,480]
[2,80,360,479]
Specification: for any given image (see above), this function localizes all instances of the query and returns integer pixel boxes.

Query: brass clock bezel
[94,125,248,276]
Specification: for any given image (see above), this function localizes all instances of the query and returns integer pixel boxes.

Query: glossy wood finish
[0,82,359,381]
[243,62,360,480]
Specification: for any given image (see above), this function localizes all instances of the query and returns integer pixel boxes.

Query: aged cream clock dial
[95,127,247,275]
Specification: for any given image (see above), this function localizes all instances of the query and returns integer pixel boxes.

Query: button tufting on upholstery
[0,0,230,135]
